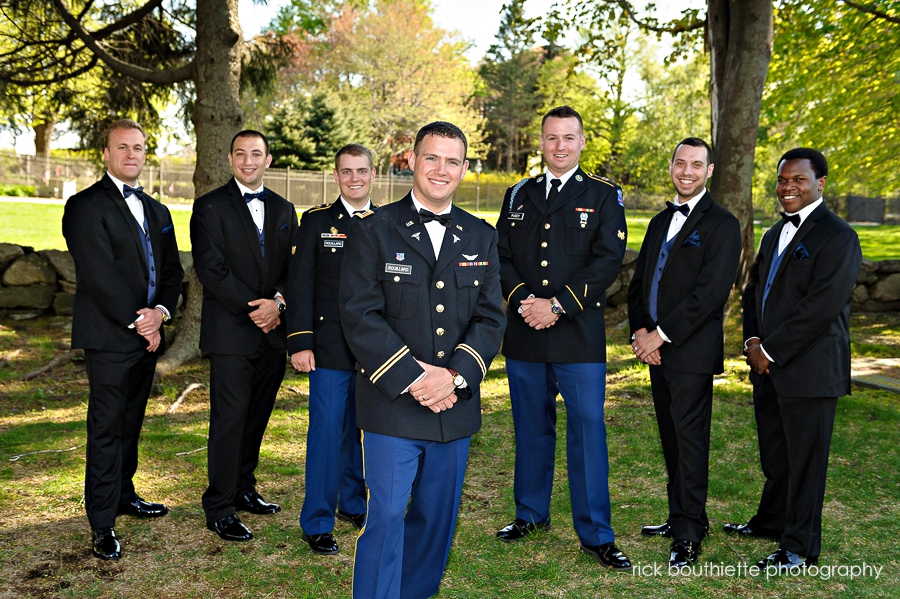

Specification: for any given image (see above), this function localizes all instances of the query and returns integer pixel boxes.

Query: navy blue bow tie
[419,208,452,228]
[781,212,801,227]
[244,189,268,203]
[123,184,143,198]
[666,201,690,216]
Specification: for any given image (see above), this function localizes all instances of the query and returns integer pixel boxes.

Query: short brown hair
[104,119,146,148]
[541,106,583,133]
[335,144,374,170]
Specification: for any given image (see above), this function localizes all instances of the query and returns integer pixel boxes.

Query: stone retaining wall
[0,243,897,318]
[0,243,192,320]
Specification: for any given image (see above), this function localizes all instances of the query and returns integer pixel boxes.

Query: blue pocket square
[682,230,701,247]
[279,223,289,232]
[792,242,810,261]
[161,224,174,234]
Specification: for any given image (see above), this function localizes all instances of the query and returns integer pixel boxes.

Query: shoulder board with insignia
[586,173,615,187]
[507,177,530,211]
[307,202,333,214]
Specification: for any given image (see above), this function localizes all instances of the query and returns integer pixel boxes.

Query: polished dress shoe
[207,514,253,542]
[336,509,366,529]
[117,496,169,518]
[234,490,281,515]
[303,532,340,555]
[641,520,671,537]
[580,542,632,570]
[669,538,701,567]
[92,527,122,560]
[755,547,817,572]
[495,518,551,542]
[723,522,780,541]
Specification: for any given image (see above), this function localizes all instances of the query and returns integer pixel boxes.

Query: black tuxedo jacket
[191,179,298,355]
[63,174,183,353]
[742,202,861,397]
[286,199,376,370]
[627,192,741,374]
[338,195,506,443]
[496,168,626,363]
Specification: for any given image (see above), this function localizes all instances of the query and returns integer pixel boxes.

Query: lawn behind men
[63,118,183,560]
[339,121,505,598]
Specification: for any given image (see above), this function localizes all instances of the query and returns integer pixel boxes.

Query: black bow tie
[781,212,801,227]
[244,190,268,203]
[419,208,452,228]
[123,184,143,198]
[666,201,690,217]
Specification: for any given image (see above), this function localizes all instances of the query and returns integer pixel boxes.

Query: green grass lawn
[3,201,897,260]
[1,305,898,597]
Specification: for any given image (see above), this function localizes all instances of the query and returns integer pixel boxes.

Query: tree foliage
[760,0,900,198]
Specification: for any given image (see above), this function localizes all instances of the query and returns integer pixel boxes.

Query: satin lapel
[229,182,265,272]
[435,207,472,273]
[663,192,710,275]
[771,203,823,290]
[644,211,672,289]
[759,220,786,289]
[140,193,162,270]
[262,187,279,271]
[104,176,147,271]
[394,195,435,263]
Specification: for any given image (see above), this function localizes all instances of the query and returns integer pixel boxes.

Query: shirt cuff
[402,372,426,395]
[656,326,670,343]
[155,304,171,323]
[760,345,774,363]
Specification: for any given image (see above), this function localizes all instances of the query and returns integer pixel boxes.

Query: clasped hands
[743,337,770,375]
[631,327,662,365]
[408,360,458,414]
[249,298,281,333]
[133,307,162,352]
[518,296,559,330]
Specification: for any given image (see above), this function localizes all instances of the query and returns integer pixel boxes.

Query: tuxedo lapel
[228,182,266,272]
[663,192,710,274]
[104,177,147,272]
[769,203,823,292]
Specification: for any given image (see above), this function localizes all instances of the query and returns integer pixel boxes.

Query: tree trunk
[191,0,244,197]
[155,266,204,381]
[33,121,55,155]
[707,0,772,290]
[157,0,244,379]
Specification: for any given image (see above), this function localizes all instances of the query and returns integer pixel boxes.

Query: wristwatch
[447,367,465,388]
[549,297,563,315]
[274,297,286,314]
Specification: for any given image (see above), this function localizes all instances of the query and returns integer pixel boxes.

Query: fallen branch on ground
[9,445,82,462]
[22,349,77,381]
[166,382,206,414]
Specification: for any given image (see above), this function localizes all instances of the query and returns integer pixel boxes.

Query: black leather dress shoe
[755,547,817,572]
[641,520,671,537]
[92,527,122,560]
[580,542,632,570]
[336,509,366,529]
[723,522,780,541]
[495,518,551,542]
[117,497,169,518]
[303,532,340,555]
[234,490,281,515]
[669,538,701,567]
[207,514,253,542]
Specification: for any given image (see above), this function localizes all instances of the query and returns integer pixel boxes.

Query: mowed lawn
[2,201,899,259]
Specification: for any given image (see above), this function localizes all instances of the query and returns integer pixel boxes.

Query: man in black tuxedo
[627,137,741,567]
[494,106,631,570]
[191,130,298,542]
[736,147,861,571]
[63,119,184,560]
[339,122,505,598]
[287,144,375,555]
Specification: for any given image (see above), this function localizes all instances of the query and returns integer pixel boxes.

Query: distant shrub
[0,184,37,197]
